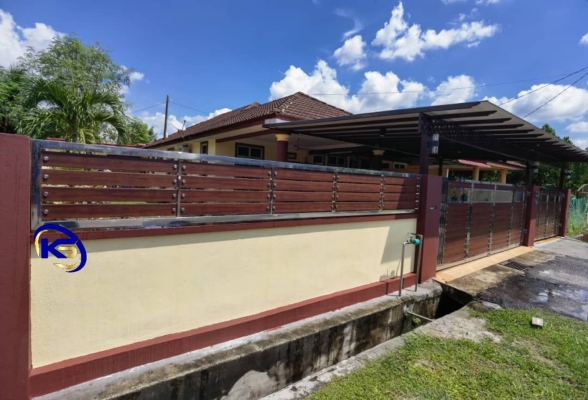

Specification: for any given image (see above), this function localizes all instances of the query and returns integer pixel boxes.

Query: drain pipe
[398,234,422,296]
[403,306,434,322]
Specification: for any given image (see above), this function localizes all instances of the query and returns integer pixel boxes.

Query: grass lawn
[309,309,588,400]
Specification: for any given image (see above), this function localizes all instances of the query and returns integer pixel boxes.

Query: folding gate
[535,189,562,241]
[438,180,526,265]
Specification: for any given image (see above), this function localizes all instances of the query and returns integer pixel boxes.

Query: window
[393,162,408,170]
[235,143,264,160]
[200,142,208,155]
[311,155,324,165]
[167,147,175,151]
[180,144,190,153]
[327,155,347,168]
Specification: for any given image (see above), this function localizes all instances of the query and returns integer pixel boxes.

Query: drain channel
[501,260,530,271]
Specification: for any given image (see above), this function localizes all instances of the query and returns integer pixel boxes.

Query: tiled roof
[146,92,351,148]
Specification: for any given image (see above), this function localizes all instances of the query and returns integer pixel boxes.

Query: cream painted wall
[31,218,417,367]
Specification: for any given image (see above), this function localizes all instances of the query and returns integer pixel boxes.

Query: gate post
[522,185,540,246]
[417,175,443,282]
[558,189,572,237]
[0,133,31,400]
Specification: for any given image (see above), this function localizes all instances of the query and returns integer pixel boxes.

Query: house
[146,92,523,182]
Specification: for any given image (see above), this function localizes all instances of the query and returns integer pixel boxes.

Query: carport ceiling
[264,101,588,165]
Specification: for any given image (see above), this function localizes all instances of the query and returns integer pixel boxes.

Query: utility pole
[163,95,170,139]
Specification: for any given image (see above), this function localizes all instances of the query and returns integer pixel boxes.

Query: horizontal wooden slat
[42,187,176,203]
[336,182,382,193]
[43,204,175,219]
[43,170,176,187]
[274,169,334,182]
[336,202,381,212]
[273,202,333,213]
[183,163,270,179]
[182,203,269,216]
[182,190,269,203]
[273,180,334,192]
[274,191,333,202]
[182,176,269,190]
[337,192,382,202]
[382,193,417,203]
[443,232,468,242]
[337,174,382,184]
[385,177,419,186]
[384,185,418,194]
[42,152,176,173]
[382,200,418,210]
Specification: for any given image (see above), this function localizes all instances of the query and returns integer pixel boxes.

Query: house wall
[30,218,417,368]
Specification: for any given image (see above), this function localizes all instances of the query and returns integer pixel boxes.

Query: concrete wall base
[37,281,442,400]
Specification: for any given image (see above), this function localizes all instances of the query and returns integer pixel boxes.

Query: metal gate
[438,180,526,265]
[535,189,562,241]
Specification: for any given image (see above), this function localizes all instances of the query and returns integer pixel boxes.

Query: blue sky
[2,0,588,147]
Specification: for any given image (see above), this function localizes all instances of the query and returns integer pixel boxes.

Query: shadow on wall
[380,228,417,279]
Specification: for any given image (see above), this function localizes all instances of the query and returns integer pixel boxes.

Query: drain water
[501,260,530,271]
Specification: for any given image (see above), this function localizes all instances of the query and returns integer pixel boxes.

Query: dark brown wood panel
[43,170,176,187]
[42,152,176,173]
[273,202,333,213]
[274,169,334,182]
[42,187,176,203]
[385,177,419,186]
[273,180,334,192]
[384,184,418,194]
[183,163,270,179]
[336,202,381,212]
[337,174,382,184]
[182,203,269,216]
[182,190,269,203]
[336,182,382,193]
[382,193,418,202]
[337,192,381,202]
[274,191,333,202]
[44,204,175,219]
[182,176,269,190]
[382,200,418,210]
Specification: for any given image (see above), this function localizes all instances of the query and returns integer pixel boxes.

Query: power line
[170,101,210,115]
[305,67,588,96]
[523,70,588,118]
[130,102,166,114]
[500,66,588,106]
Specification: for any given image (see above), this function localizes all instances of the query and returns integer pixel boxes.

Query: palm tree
[23,78,129,143]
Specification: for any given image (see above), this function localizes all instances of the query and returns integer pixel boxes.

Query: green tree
[128,118,157,144]
[22,78,128,143]
[19,36,132,98]
[0,66,31,133]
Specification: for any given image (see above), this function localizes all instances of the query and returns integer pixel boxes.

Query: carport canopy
[264,101,588,173]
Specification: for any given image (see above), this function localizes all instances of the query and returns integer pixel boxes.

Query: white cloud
[0,9,63,68]
[580,33,588,46]
[335,9,364,40]
[485,83,588,123]
[431,75,476,105]
[372,1,498,62]
[333,35,367,71]
[572,138,588,150]
[442,0,467,4]
[129,71,144,83]
[269,60,426,114]
[476,0,502,4]
[139,108,231,138]
[567,121,588,134]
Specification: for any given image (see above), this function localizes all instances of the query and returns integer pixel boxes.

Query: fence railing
[438,179,527,265]
[31,140,421,231]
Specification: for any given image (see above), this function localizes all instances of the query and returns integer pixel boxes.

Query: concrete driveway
[442,238,588,322]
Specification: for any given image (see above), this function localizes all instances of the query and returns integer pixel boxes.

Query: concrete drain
[501,260,530,271]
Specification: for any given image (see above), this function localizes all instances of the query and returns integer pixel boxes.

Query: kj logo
[34,224,87,273]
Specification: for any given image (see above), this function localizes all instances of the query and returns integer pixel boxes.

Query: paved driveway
[477,238,588,321]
